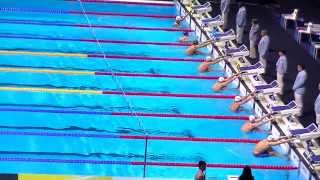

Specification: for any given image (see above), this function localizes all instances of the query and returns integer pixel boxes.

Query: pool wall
[176,0,320,179]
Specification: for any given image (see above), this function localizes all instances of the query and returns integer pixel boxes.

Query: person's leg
[236,26,244,44]
[277,73,284,95]
[259,56,267,72]
[316,114,320,126]
[294,92,303,116]
[249,40,257,59]
[222,12,228,30]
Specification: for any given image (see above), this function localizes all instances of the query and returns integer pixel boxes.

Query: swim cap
[234,96,241,102]
[249,115,256,122]
[267,135,274,141]
[176,16,182,21]
[218,77,225,82]
[205,56,212,61]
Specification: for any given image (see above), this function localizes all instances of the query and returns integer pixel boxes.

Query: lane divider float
[0,107,249,120]
[0,7,176,19]
[0,130,260,143]
[0,35,191,46]
[0,18,193,32]
[0,86,235,99]
[64,0,175,6]
[0,67,220,80]
[0,157,298,170]
[0,50,203,62]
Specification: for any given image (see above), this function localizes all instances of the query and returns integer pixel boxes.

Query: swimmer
[194,160,206,180]
[198,56,227,72]
[212,73,241,92]
[186,39,214,55]
[229,91,256,112]
[173,10,193,27]
[253,135,293,157]
[179,31,189,43]
[241,114,275,133]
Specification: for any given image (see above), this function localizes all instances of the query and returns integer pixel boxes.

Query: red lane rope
[64,0,175,6]
[111,112,249,120]
[0,130,260,144]
[80,39,191,46]
[131,162,298,170]
[120,135,259,143]
[69,11,176,18]
[102,91,235,99]
[89,54,203,62]
[0,157,298,170]
[95,71,220,80]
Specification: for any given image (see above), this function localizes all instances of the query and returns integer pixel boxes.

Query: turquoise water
[0,0,301,179]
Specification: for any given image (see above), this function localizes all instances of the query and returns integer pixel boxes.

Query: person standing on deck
[220,0,231,30]
[292,64,307,116]
[236,2,247,45]
[276,50,287,95]
[258,30,270,72]
[249,19,260,59]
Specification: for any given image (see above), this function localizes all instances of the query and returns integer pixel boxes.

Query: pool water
[0,0,302,179]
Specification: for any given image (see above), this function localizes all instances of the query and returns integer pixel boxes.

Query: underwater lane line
[0,50,203,62]
[0,35,191,46]
[0,107,249,120]
[0,130,260,143]
[0,67,219,80]
[0,86,235,99]
[0,18,192,32]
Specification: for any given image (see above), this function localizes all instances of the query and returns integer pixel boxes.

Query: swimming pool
[0,0,301,179]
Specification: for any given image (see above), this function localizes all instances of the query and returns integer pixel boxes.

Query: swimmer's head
[234,96,242,102]
[176,16,182,21]
[267,135,274,141]
[183,31,189,36]
[198,160,207,171]
[192,40,199,45]
[218,77,225,82]
[205,56,212,61]
[249,115,256,122]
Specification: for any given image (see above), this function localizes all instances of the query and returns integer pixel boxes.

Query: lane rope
[0,50,203,62]
[0,157,298,170]
[0,107,249,120]
[64,0,175,6]
[0,86,235,99]
[0,130,260,143]
[0,67,220,80]
[0,35,191,46]
[0,18,192,32]
[0,8,176,19]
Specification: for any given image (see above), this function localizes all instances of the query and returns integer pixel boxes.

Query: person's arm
[259,38,268,57]
[292,72,307,90]
[237,10,246,27]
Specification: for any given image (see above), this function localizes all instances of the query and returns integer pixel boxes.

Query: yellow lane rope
[0,86,102,95]
[0,67,94,75]
[0,50,88,58]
